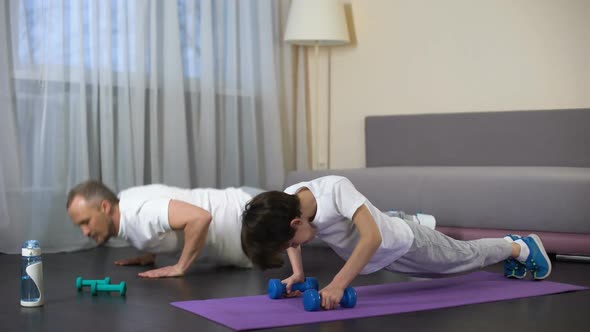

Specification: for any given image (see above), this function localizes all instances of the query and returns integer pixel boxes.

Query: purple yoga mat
[171,271,587,331]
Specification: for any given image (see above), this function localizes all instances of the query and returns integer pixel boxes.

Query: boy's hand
[138,264,184,278]
[282,273,305,297]
[320,284,345,310]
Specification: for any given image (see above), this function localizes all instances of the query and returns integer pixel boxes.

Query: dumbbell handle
[268,277,319,299]
[91,281,127,296]
[291,282,311,292]
[76,276,111,291]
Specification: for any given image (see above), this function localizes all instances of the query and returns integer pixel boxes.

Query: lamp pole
[314,41,324,169]
[284,0,350,170]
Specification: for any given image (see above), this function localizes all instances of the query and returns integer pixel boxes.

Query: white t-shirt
[284,176,414,274]
[117,184,253,268]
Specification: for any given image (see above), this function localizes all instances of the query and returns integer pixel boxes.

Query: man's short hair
[241,191,300,269]
[66,180,119,209]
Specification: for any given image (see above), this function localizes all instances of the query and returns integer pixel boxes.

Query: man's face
[67,196,114,245]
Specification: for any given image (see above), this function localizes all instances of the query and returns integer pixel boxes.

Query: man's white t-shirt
[284,176,414,274]
[117,184,253,268]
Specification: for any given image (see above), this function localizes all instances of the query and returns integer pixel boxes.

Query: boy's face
[288,219,317,248]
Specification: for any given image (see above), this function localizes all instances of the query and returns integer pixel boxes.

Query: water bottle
[21,240,44,307]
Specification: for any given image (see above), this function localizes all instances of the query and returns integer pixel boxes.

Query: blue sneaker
[521,234,552,280]
[504,235,527,279]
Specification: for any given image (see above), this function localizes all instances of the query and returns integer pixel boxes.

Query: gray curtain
[0,0,309,253]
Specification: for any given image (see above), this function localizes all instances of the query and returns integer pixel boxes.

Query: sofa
[285,109,590,256]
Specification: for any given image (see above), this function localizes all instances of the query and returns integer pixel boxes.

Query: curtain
[0,0,309,253]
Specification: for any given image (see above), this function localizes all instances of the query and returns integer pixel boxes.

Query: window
[14,0,202,80]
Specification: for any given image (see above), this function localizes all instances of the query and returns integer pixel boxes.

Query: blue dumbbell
[76,276,111,291]
[303,287,357,311]
[90,281,127,296]
[268,277,319,299]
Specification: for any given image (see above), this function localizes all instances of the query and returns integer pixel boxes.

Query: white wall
[324,0,590,169]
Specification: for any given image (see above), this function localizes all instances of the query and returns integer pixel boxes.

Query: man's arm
[321,205,382,309]
[138,199,212,278]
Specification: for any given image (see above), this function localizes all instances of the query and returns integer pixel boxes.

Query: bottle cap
[22,240,42,256]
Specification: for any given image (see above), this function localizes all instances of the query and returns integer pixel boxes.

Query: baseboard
[556,255,590,263]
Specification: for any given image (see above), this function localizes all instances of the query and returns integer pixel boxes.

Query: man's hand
[114,253,156,266]
[319,284,345,310]
[138,264,184,278]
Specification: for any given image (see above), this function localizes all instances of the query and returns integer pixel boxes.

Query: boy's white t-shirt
[117,184,253,268]
[284,176,414,274]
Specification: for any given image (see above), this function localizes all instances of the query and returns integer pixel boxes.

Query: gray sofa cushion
[285,167,590,234]
[365,109,590,168]
[287,109,590,254]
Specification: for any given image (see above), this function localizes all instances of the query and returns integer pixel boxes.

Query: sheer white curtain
[0,0,309,253]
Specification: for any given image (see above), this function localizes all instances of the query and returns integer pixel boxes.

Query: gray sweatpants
[385,220,513,277]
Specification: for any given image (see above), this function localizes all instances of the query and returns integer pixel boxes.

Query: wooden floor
[1,246,589,332]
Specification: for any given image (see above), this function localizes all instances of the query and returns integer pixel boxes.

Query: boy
[241,175,551,310]
[67,180,264,278]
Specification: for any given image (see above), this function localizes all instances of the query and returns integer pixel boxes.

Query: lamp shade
[284,0,350,46]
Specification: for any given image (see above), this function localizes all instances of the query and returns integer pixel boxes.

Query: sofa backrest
[365,109,590,168]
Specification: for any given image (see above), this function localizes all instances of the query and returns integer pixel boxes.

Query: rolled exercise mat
[171,271,587,331]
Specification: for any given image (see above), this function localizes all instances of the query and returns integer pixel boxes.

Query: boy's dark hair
[241,191,300,270]
[66,180,119,209]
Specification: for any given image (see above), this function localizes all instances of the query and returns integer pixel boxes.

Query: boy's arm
[283,246,305,294]
[322,204,382,309]
[138,199,212,278]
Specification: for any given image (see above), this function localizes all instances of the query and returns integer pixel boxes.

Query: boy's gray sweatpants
[385,220,513,277]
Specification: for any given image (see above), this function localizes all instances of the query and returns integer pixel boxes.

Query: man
[67,180,262,278]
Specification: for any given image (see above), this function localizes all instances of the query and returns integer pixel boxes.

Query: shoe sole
[506,270,527,279]
[528,234,552,280]
[506,273,527,279]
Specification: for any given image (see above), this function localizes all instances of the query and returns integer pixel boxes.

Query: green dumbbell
[91,281,127,296]
[76,276,111,291]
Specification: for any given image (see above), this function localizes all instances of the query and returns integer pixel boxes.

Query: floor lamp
[284,0,350,170]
